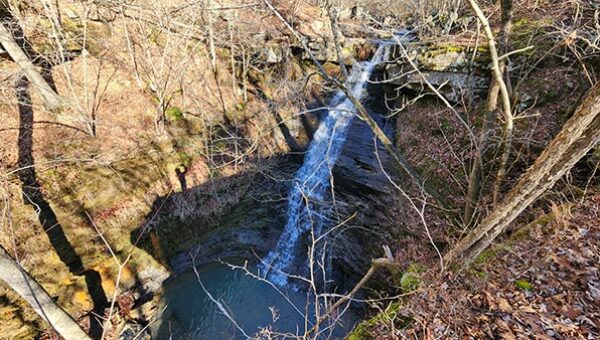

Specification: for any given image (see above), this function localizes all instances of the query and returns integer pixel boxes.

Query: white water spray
[260,42,393,286]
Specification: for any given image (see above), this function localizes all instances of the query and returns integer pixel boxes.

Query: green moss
[347,322,374,340]
[407,263,426,273]
[511,225,532,241]
[177,151,192,169]
[474,270,488,279]
[342,45,354,56]
[474,248,497,264]
[165,106,184,121]
[348,302,406,340]
[62,194,75,204]
[414,43,488,72]
[514,279,534,291]
[400,272,420,291]
[235,102,246,111]
[511,17,554,51]
[438,44,465,53]
[399,264,424,292]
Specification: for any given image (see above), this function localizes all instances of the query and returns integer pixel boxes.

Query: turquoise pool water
[154,261,358,339]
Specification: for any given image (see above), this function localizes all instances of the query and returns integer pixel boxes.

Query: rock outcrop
[384,43,491,103]
[132,151,393,290]
[259,36,491,104]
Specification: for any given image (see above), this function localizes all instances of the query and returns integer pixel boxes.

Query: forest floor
[364,192,600,339]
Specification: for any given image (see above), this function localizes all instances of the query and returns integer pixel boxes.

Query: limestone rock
[385,43,491,102]
[136,266,169,293]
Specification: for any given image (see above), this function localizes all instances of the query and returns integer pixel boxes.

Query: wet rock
[132,168,289,273]
[334,109,394,194]
[259,38,378,65]
[259,39,490,104]
[300,38,378,64]
[133,152,393,291]
[402,69,489,103]
[167,193,286,274]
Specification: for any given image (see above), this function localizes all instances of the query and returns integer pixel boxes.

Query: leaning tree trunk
[0,23,63,110]
[446,82,600,265]
[0,246,91,340]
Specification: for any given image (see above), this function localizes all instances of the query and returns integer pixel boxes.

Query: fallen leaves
[388,193,600,339]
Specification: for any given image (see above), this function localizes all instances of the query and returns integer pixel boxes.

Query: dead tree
[446,82,600,265]
[0,246,91,340]
[0,23,63,110]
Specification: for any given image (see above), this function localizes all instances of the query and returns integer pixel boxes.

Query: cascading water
[261,42,392,286]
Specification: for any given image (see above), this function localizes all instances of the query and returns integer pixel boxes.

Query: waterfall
[261,43,391,286]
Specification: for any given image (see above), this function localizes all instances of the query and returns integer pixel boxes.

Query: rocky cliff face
[260,35,491,105]
[384,43,491,103]
[133,153,395,291]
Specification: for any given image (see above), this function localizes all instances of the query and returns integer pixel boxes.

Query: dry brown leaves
[382,193,600,339]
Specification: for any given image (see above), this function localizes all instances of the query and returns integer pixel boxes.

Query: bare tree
[464,0,514,223]
[466,0,514,208]
[446,81,600,264]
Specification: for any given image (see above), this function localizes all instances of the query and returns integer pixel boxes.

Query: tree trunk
[464,0,514,211]
[464,0,513,224]
[0,246,91,340]
[463,65,503,225]
[446,83,600,265]
[0,23,63,110]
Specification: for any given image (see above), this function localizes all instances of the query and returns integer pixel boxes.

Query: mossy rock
[437,44,465,53]
[511,17,554,52]
[348,302,408,340]
[416,48,465,71]
[34,15,109,55]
